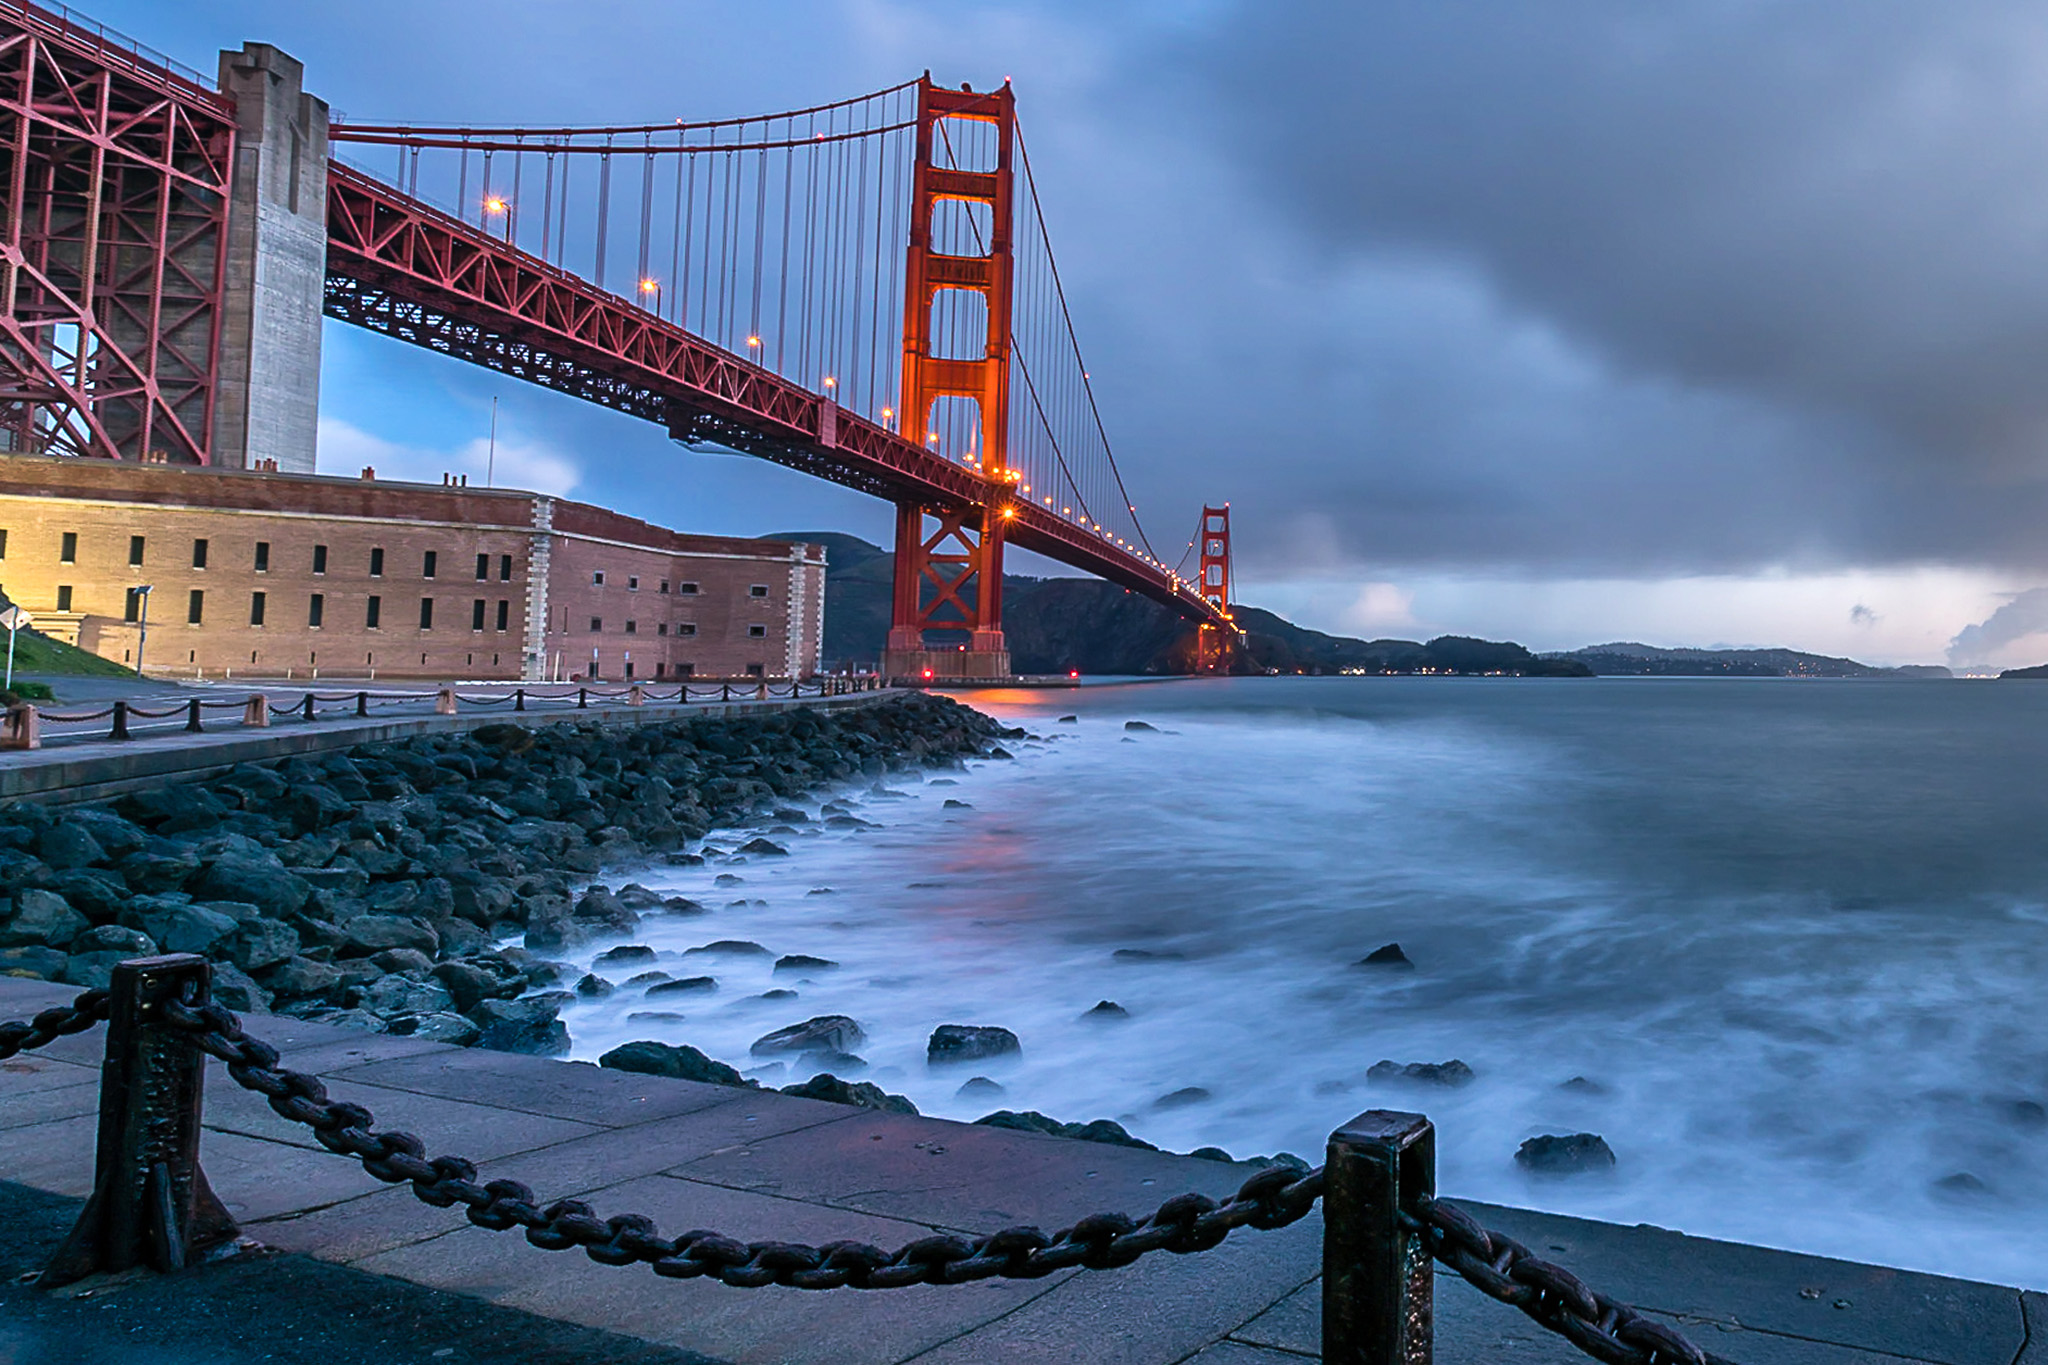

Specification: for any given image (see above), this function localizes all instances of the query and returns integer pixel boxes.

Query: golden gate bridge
[0,0,1238,676]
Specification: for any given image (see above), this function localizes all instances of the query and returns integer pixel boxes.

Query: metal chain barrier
[0,989,1730,1361]
[1408,1194,1730,1365]
[0,990,110,1059]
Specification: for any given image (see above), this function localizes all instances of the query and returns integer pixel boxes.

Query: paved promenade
[0,977,2028,1363]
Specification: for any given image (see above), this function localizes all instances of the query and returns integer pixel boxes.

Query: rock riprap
[0,694,1019,1061]
[927,1023,1022,1065]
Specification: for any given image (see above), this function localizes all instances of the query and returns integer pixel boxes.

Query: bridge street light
[638,278,661,316]
[131,584,152,678]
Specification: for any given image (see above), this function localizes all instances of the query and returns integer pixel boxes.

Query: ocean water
[553,676,2048,1289]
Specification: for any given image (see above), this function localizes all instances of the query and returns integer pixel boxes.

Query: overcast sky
[113,1,2048,668]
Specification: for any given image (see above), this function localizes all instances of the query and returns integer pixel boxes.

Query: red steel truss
[0,0,233,463]
[325,160,1228,630]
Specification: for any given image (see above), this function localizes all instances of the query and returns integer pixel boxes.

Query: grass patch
[1,630,136,678]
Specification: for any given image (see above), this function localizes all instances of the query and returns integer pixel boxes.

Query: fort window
[187,590,203,625]
[59,532,75,563]
[745,664,765,678]
[499,554,513,581]
[422,550,437,579]
[625,620,637,634]
[471,599,486,631]
[674,662,694,677]
[253,541,269,572]
[592,571,605,586]
[677,581,699,595]
[475,553,489,580]
[128,535,144,567]
[54,586,71,611]
[0,529,10,559]
[249,591,266,626]
[191,538,207,569]
[676,623,697,637]
[124,588,142,623]
[308,594,324,629]
[589,617,602,632]
[657,623,667,636]
[369,547,384,577]
[628,576,640,591]
[748,623,767,638]
[749,584,769,598]
[419,598,435,629]
[659,579,669,594]
[312,544,328,575]
[366,596,381,629]
[496,600,509,631]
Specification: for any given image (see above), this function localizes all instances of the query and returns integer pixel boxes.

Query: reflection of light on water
[553,678,2048,1291]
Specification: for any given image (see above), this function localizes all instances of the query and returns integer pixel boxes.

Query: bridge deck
[0,976,2017,1364]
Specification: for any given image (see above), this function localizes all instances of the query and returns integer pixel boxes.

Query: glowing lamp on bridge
[637,277,662,313]
[823,375,837,389]
[483,196,507,215]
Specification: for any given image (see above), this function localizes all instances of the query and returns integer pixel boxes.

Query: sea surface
[554,676,2048,1289]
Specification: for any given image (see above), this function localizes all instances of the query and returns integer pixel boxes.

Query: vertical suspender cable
[637,138,655,290]
[669,130,686,323]
[541,152,554,263]
[594,141,613,292]
[777,116,793,373]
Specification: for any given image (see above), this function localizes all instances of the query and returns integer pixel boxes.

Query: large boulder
[927,1024,1021,1066]
[353,974,456,1017]
[225,917,301,972]
[340,915,439,958]
[0,890,88,948]
[36,824,106,871]
[751,1015,867,1058]
[469,995,569,1055]
[1515,1133,1616,1176]
[598,1040,751,1088]
[69,924,156,957]
[261,955,345,1002]
[779,1074,917,1115]
[114,785,226,832]
[192,854,311,918]
[117,849,200,894]
[122,901,238,956]
[390,1011,481,1046]
[1368,1059,1476,1088]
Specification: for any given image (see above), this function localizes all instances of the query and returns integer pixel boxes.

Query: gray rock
[341,915,439,958]
[780,1074,917,1115]
[928,1024,1021,1065]
[227,917,301,972]
[37,824,107,871]
[0,890,88,948]
[1368,1059,1475,1088]
[1515,1133,1616,1176]
[262,955,344,1001]
[118,849,200,894]
[575,973,615,998]
[301,1008,389,1034]
[62,951,137,989]
[69,924,156,956]
[370,948,436,975]
[429,961,498,1012]
[353,975,456,1017]
[366,881,420,916]
[1559,1076,1609,1095]
[737,838,789,856]
[1124,720,1158,732]
[625,971,672,987]
[599,1040,752,1088]
[0,946,68,980]
[1081,1000,1130,1021]
[209,961,271,1013]
[773,954,838,974]
[751,1014,867,1057]
[614,884,665,910]
[390,1011,482,1046]
[595,944,658,967]
[644,975,717,997]
[469,996,569,1055]
[1153,1086,1212,1110]
[956,1076,1005,1099]
[682,939,771,959]
[1356,942,1415,970]
[943,799,973,810]
[192,853,311,918]
[124,901,238,956]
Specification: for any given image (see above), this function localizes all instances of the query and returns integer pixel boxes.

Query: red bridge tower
[882,76,1015,682]
[1197,504,1234,671]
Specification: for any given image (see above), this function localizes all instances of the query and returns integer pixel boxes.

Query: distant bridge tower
[1197,503,1234,671]
[882,76,1015,682]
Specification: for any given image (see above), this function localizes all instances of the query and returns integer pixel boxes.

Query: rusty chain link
[0,992,1730,1363]
[1409,1194,1734,1365]
[0,990,109,1059]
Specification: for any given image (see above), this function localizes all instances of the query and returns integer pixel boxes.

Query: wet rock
[1368,1059,1475,1088]
[370,948,436,976]
[1057,715,1077,723]
[1154,1087,1212,1110]
[713,874,745,886]
[943,799,973,810]
[470,995,570,1055]
[118,849,200,894]
[575,973,615,999]
[1124,720,1157,732]
[683,940,771,959]
[353,975,456,1017]
[261,955,344,1001]
[973,1111,1155,1150]
[1189,1147,1235,1163]
[663,896,706,914]
[614,884,665,910]
[0,890,88,948]
[1356,943,1415,970]
[626,971,672,987]
[209,961,271,1013]
[341,915,438,958]
[781,1074,916,1114]
[737,837,789,857]
[1559,1076,1609,1096]
[752,1014,867,1057]
[0,946,68,980]
[1112,948,1185,963]
[1934,1171,1991,1197]
[226,917,300,973]
[599,1039,753,1088]
[391,1011,482,1046]
[957,1076,1005,1099]
[757,988,799,1001]
[36,824,106,871]
[301,1009,389,1034]
[430,961,501,1013]
[191,854,310,918]
[1515,1133,1616,1176]
[70,924,156,957]
[645,975,718,997]
[1999,1099,2048,1129]
[626,1011,688,1025]
[1081,1000,1129,1021]
[773,954,838,974]
[595,944,658,967]
[928,1024,1021,1065]
[124,901,237,957]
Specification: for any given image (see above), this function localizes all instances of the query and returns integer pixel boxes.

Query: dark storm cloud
[1118,0,2048,576]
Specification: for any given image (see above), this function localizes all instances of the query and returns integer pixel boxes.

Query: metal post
[301,693,316,722]
[578,687,588,709]
[722,681,731,701]
[1323,1110,1435,1364]
[356,691,368,718]
[42,954,240,1287]
[514,688,525,712]
[109,699,131,741]
[184,698,201,733]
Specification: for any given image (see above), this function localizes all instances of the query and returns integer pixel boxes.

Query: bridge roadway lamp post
[133,586,153,678]
[0,605,29,690]
[639,278,661,315]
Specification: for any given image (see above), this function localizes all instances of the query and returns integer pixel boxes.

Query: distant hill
[1999,663,2048,679]
[769,533,1588,676]
[1556,642,1951,679]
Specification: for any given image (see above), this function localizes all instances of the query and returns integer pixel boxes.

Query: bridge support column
[883,502,1011,683]
[214,44,328,474]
